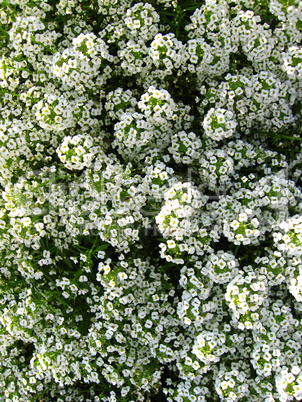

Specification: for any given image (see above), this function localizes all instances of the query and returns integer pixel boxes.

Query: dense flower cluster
[1,0,302,401]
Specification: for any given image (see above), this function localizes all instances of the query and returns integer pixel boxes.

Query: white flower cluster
[168,131,203,165]
[199,71,297,139]
[201,251,239,284]
[56,133,103,170]
[203,107,237,141]
[155,182,210,264]
[112,86,193,162]
[226,272,268,330]
[34,92,76,132]
[149,33,184,76]
[51,32,113,94]
[1,0,302,401]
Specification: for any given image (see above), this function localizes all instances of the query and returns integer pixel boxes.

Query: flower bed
[1,0,302,401]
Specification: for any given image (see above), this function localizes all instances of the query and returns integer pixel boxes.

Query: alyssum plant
[0,0,302,401]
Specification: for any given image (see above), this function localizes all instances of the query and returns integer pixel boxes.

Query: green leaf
[94,244,110,252]
[64,258,74,269]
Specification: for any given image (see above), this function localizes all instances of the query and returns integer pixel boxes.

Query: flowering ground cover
[1,0,302,401]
